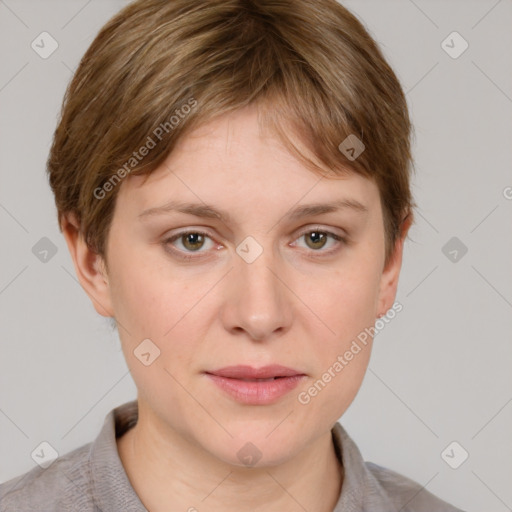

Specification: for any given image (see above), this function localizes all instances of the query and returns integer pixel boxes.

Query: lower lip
[206,374,305,405]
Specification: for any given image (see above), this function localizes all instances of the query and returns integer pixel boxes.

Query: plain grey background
[1,1,511,510]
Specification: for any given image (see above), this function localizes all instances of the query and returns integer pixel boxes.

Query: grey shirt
[0,400,464,511]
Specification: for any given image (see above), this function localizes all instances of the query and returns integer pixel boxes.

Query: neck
[117,410,344,512]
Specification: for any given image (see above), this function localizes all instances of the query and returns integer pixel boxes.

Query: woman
[0,0,464,510]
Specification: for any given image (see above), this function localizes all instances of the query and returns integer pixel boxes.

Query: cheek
[107,250,215,371]
[108,265,192,402]
[108,239,197,331]
[109,261,168,335]
[305,256,382,351]
[295,268,379,420]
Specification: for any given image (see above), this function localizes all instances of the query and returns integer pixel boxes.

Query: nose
[220,242,293,341]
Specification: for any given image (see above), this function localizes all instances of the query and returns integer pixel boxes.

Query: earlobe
[376,214,413,317]
[61,213,114,318]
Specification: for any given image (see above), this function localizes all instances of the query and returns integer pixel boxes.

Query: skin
[62,103,410,512]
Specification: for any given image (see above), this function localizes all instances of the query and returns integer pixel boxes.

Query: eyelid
[295,224,346,240]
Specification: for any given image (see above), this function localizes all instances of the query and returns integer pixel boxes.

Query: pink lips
[205,365,306,405]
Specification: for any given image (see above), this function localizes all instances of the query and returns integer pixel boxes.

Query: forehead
[119,105,380,221]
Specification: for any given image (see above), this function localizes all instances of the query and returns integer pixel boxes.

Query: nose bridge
[223,235,292,340]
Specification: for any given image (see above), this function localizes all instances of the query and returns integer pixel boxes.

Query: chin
[203,431,303,470]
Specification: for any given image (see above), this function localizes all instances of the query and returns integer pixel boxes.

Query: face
[70,103,405,468]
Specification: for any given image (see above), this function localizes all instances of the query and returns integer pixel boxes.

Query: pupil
[184,233,203,250]
[308,231,326,249]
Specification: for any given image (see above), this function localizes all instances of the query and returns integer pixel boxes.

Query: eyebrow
[138,198,368,223]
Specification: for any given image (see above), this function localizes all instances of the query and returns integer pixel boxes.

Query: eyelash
[162,227,347,261]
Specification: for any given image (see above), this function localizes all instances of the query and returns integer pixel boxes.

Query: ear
[61,213,114,318]
[376,213,413,317]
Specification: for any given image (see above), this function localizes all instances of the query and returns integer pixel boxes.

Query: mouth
[235,377,283,382]
[204,365,306,405]
[205,364,305,380]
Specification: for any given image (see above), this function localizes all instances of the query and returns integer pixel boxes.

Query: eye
[162,226,346,261]
[163,230,217,260]
[292,227,346,255]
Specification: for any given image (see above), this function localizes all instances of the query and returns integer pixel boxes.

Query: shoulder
[0,442,94,512]
[331,422,465,511]
[365,461,465,511]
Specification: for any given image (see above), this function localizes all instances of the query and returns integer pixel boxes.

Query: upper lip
[206,365,304,379]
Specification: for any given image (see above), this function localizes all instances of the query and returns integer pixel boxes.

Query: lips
[206,364,305,380]
[205,365,306,405]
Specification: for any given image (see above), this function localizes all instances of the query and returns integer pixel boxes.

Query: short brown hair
[47,0,415,267]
